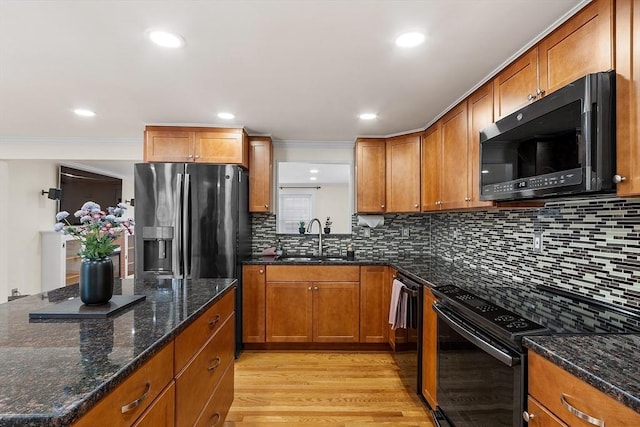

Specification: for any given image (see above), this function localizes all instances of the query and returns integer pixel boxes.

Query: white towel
[389,279,408,329]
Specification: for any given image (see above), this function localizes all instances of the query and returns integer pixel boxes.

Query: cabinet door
[195,130,248,167]
[144,129,195,162]
[615,0,640,196]
[421,123,442,212]
[525,397,568,427]
[538,0,613,96]
[313,281,360,342]
[132,381,175,427]
[355,138,386,213]
[248,137,272,212]
[359,266,389,343]
[266,282,313,342]
[386,134,421,212]
[242,265,266,343]
[493,49,539,120]
[421,288,437,409]
[440,101,469,210]
[467,83,495,209]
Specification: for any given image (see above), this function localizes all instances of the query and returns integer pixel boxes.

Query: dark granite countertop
[524,334,640,412]
[0,277,236,427]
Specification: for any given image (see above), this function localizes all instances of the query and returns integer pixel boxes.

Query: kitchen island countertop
[0,277,236,427]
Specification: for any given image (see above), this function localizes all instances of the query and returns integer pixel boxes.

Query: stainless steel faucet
[307,218,323,257]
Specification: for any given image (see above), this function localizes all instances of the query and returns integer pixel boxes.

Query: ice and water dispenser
[142,226,174,274]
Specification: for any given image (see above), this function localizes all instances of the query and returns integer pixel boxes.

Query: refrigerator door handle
[182,173,191,278]
[174,173,183,278]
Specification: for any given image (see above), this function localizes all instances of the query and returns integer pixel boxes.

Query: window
[277,189,316,233]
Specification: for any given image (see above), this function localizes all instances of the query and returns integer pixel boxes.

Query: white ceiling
[0,0,586,147]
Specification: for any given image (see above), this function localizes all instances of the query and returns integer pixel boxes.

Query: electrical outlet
[533,232,543,253]
[453,229,460,239]
[363,228,371,238]
[402,227,410,237]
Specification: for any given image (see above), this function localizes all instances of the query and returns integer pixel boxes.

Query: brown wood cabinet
[386,134,421,212]
[193,362,234,427]
[248,137,273,212]
[72,343,175,427]
[421,123,441,211]
[265,265,360,343]
[467,83,496,209]
[439,101,469,210]
[615,0,640,196]
[355,138,386,213]
[527,351,640,426]
[421,288,437,409]
[144,126,248,168]
[359,266,390,343]
[242,265,266,343]
[494,0,613,120]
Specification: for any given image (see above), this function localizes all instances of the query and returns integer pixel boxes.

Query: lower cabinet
[527,351,640,426]
[265,265,361,343]
[360,266,390,343]
[242,265,267,343]
[73,288,236,427]
[421,287,438,409]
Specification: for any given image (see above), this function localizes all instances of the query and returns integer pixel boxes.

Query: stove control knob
[522,411,535,422]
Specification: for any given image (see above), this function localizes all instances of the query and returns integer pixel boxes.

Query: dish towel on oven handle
[389,279,408,329]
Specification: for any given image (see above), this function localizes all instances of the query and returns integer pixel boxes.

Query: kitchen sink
[277,255,348,262]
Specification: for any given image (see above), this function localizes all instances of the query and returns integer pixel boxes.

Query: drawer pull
[210,412,221,426]
[121,381,151,413]
[561,393,605,427]
[208,314,221,329]
[207,356,222,372]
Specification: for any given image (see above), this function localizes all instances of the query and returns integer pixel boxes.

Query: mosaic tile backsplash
[251,195,640,311]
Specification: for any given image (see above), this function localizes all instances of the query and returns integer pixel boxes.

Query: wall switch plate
[363,228,371,238]
[533,232,543,253]
[402,227,409,237]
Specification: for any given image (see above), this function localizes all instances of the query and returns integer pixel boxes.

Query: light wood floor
[224,351,434,426]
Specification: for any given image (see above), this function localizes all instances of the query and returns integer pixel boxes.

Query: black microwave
[479,71,615,201]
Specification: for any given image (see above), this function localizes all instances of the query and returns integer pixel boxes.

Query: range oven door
[433,304,524,427]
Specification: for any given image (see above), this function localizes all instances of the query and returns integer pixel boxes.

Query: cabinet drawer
[194,361,235,427]
[528,351,640,426]
[132,381,175,427]
[175,313,235,427]
[175,289,234,374]
[526,396,567,427]
[267,265,360,282]
[72,342,174,427]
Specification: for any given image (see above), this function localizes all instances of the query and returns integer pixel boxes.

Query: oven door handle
[433,304,520,367]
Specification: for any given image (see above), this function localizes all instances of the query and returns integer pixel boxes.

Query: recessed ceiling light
[217,112,235,120]
[359,113,377,120]
[395,32,425,48]
[309,176,317,181]
[73,108,96,117]
[146,29,184,48]
[309,169,319,174]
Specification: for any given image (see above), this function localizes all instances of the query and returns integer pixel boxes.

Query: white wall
[0,161,8,302]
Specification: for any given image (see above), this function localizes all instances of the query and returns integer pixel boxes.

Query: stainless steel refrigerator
[134,163,250,352]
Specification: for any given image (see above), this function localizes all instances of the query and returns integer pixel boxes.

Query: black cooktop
[433,284,550,344]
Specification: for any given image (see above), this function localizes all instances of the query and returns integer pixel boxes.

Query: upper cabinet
[494,0,613,120]
[615,0,640,196]
[144,126,249,168]
[248,137,273,213]
[421,123,441,211]
[386,134,421,212]
[439,102,469,210]
[355,138,387,213]
[467,83,495,209]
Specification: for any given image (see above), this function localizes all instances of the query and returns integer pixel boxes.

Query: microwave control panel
[482,168,583,196]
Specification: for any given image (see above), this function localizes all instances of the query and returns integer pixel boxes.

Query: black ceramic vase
[79,257,114,305]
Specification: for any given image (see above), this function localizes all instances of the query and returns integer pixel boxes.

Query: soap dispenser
[346,243,354,260]
[275,239,284,256]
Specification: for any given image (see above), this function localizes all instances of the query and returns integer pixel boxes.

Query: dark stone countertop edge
[523,336,640,412]
[6,282,237,427]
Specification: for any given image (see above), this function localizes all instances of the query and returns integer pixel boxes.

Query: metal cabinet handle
[465,197,471,202]
[414,204,419,208]
[308,286,312,290]
[121,382,151,413]
[314,286,319,290]
[381,204,385,208]
[207,356,222,372]
[259,269,264,274]
[210,412,221,426]
[560,393,605,427]
[528,93,536,101]
[613,174,626,184]
[194,155,200,159]
[264,204,269,208]
[188,154,194,158]
[522,411,535,422]
[537,88,546,96]
[208,314,221,329]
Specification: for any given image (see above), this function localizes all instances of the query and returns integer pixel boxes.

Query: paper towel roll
[357,215,384,228]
